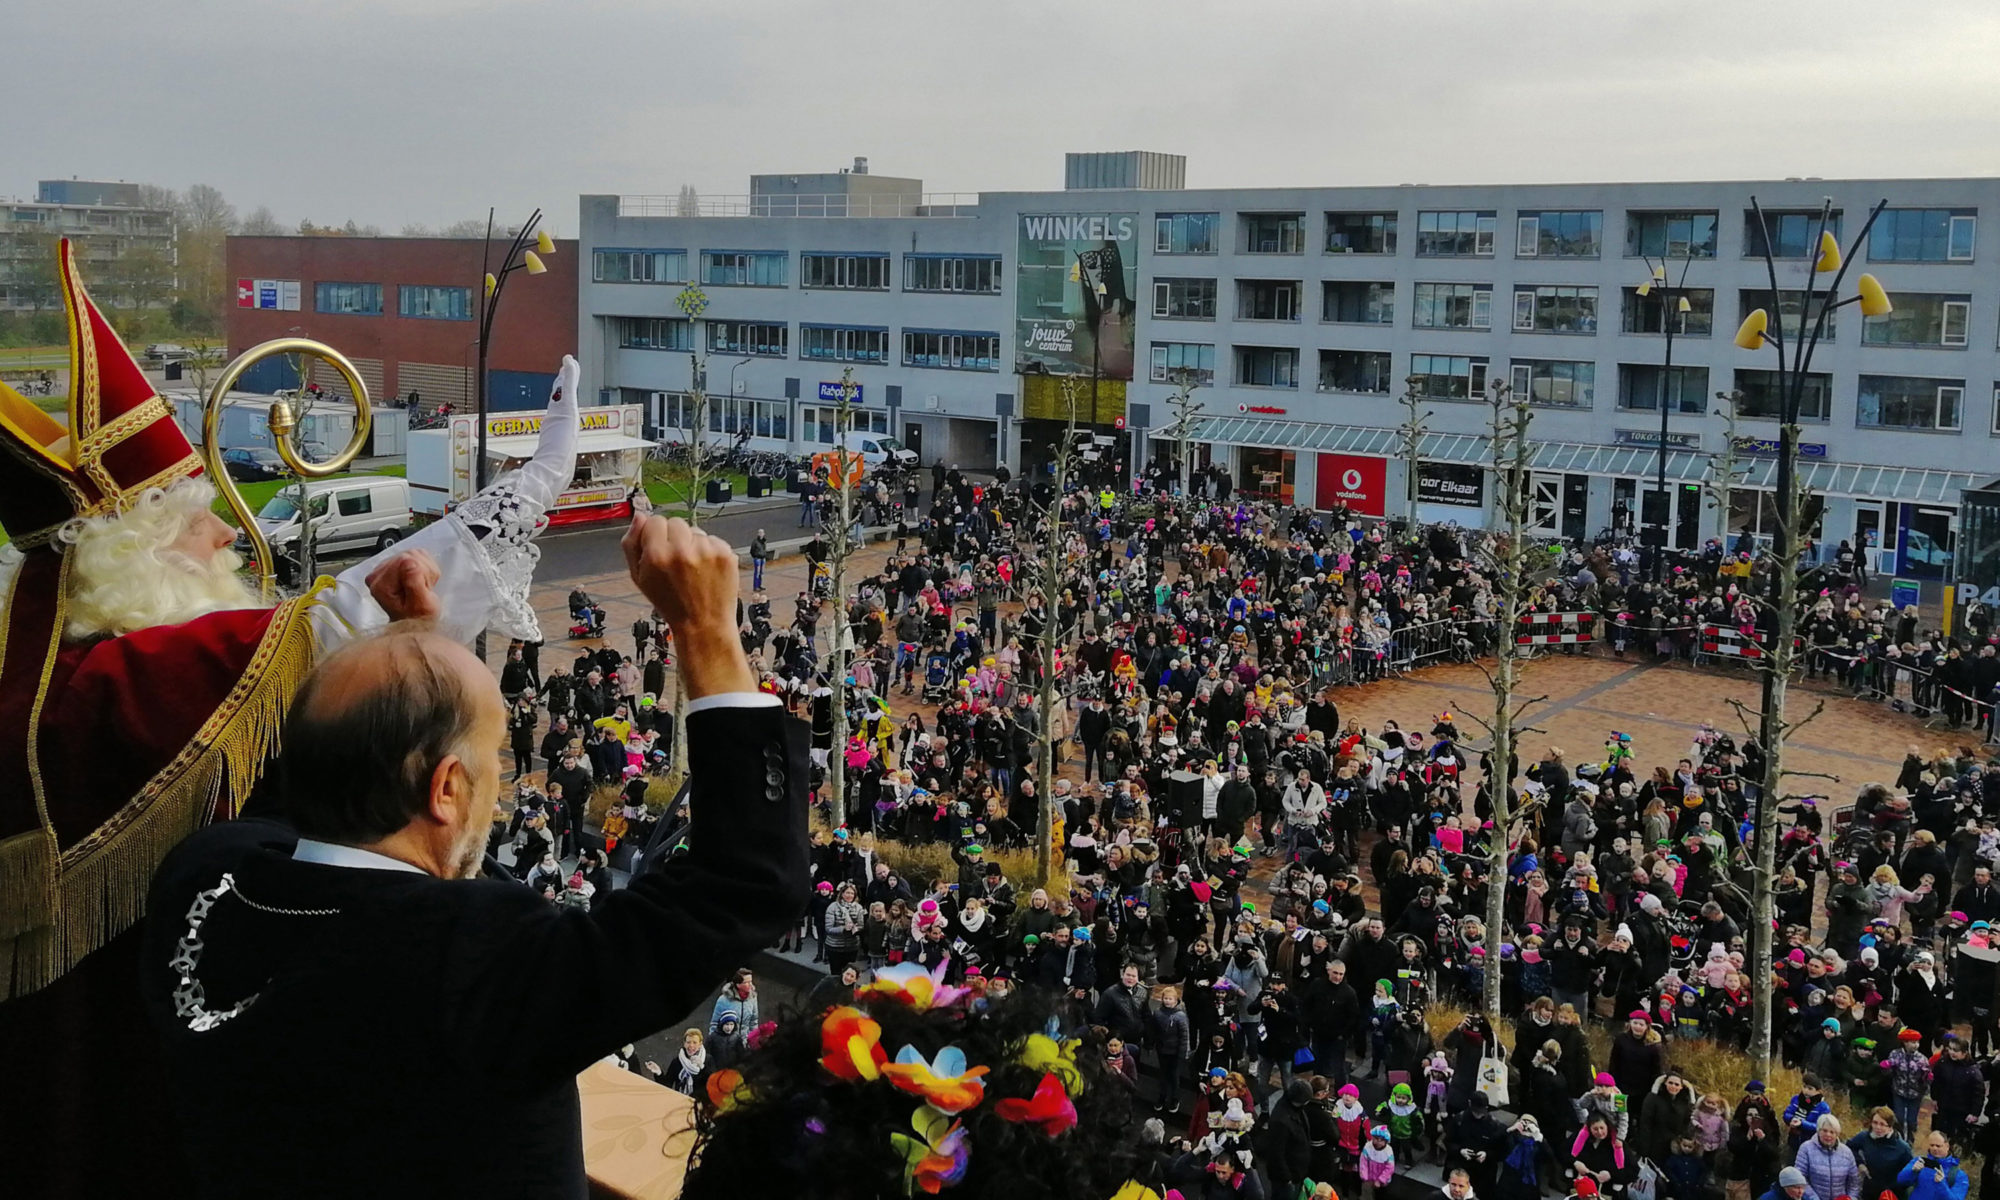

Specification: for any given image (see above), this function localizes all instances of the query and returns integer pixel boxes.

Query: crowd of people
[495,464,2000,1200]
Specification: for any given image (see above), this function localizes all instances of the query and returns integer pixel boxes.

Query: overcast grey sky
[13,0,2000,233]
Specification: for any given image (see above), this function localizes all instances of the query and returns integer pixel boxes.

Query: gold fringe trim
[0,829,56,940]
[0,583,329,1001]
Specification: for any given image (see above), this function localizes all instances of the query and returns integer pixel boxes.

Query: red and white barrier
[1515,612,1595,645]
[1700,625,1764,659]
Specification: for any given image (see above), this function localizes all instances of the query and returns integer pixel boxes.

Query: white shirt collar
[291,837,428,876]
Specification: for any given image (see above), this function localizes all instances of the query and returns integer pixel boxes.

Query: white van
[251,476,413,564]
[837,431,918,469]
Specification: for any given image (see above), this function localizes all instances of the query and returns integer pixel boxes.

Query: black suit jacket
[140,704,810,1199]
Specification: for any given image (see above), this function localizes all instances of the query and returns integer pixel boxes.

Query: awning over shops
[483,431,654,458]
[1190,416,1980,504]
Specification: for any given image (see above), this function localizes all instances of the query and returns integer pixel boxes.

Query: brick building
[223,235,577,412]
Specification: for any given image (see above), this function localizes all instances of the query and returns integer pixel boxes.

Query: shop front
[1237,447,1296,504]
[407,404,652,524]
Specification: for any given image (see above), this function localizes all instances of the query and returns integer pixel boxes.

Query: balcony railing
[618,193,980,219]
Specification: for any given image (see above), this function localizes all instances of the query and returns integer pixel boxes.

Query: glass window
[1622,287,1714,335]
[314,281,382,315]
[1324,212,1397,254]
[1738,289,1837,342]
[1322,280,1394,324]
[1150,342,1216,384]
[1233,346,1299,388]
[1154,213,1219,254]
[1857,374,1963,431]
[1318,350,1392,394]
[397,285,471,320]
[1625,211,1718,258]
[1241,213,1305,254]
[800,254,889,290]
[700,250,788,287]
[1618,364,1708,413]
[616,317,692,351]
[1742,210,1842,259]
[1862,293,1972,348]
[335,490,372,517]
[902,330,1001,371]
[1511,285,1598,333]
[1509,359,1596,408]
[1152,277,1217,319]
[1236,280,1301,321]
[707,320,788,356]
[1732,369,1833,421]
[799,324,890,362]
[592,249,685,283]
[902,254,1001,293]
[1868,208,1977,262]
[1515,210,1602,258]
[1409,354,1488,400]
[1415,211,1497,257]
[1412,282,1492,329]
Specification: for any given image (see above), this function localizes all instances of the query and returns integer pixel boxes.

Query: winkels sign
[1016,213,1138,381]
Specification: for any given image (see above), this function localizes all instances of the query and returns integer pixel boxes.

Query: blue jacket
[1898,1154,1970,1200]
[1793,1136,1860,1200]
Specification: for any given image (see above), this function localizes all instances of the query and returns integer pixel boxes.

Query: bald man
[138,517,810,1198]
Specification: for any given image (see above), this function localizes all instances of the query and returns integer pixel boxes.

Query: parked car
[243,476,413,582]
[220,447,286,483]
[143,343,189,363]
[835,430,918,469]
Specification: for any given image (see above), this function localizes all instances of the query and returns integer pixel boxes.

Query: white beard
[0,479,272,641]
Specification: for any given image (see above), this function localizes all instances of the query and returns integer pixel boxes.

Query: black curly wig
[679,987,1143,1200]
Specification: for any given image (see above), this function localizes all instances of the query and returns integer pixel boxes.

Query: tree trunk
[1481,393,1532,1020]
[1034,388,1081,883]
[1749,427,1802,1081]
[827,374,857,831]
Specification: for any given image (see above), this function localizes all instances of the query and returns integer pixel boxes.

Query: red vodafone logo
[1315,453,1385,516]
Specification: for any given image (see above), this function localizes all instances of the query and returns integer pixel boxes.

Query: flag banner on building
[1015,213,1138,382]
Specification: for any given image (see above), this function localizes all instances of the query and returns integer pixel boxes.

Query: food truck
[407,403,651,525]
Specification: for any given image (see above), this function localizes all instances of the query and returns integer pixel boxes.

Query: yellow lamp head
[1814,230,1841,273]
[1652,265,1666,282]
[484,272,497,297]
[535,229,556,256]
[1734,308,1769,350]
[1635,281,1653,297]
[1857,273,1892,317]
[1676,296,1692,314]
[523,251,548,276]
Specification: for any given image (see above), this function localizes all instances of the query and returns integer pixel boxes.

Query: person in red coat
[0,239,580,1197]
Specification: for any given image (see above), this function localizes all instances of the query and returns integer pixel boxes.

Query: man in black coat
[140,516,810,1199]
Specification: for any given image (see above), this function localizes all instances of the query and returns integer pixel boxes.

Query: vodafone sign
[1315,453,1386,516]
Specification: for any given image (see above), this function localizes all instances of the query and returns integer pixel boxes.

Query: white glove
[506,354,580,510]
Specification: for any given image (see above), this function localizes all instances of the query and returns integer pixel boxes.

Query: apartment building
[578,159,2000,582]
[0,180,175,311]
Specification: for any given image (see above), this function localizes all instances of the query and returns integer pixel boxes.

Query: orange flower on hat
[818,1006,886,1081]
[881,1043,989,1114]
[705,1067,752,1112]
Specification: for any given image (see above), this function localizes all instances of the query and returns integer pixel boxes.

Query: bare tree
[825,369,862,830]
[676,185,702,218]
[1449,380,1545,1018]
[439,218,490,238]
[1704,393,1749,550]
[240,207,284,236]
[1398,374,1433,526]
[1032,379,1085,879]
[1164,369,1204,497]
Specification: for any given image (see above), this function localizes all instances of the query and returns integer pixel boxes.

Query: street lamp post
[1635,253,1695,579]
[1733,195,1894,1082]
[474,208,556,490]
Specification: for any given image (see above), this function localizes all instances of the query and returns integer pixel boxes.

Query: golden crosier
[200,338,374,599]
